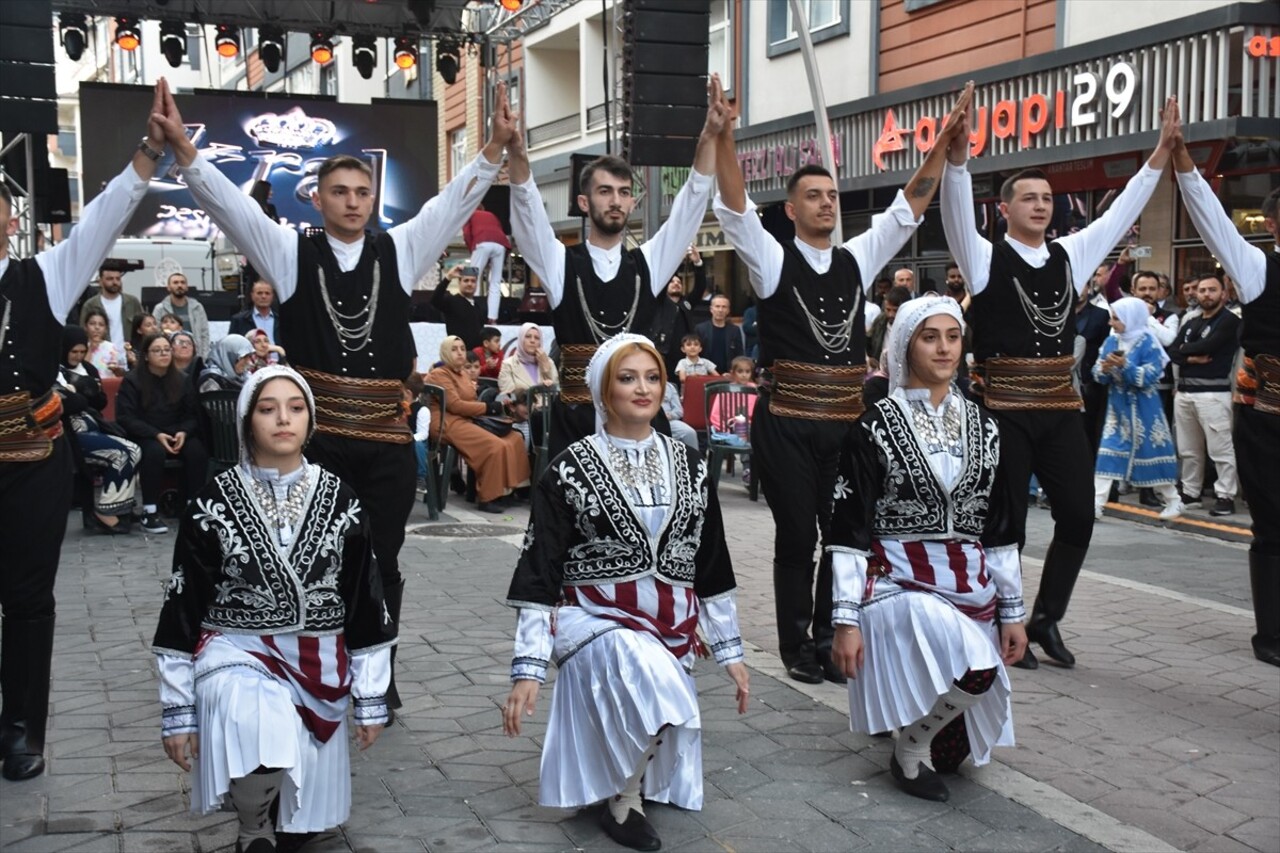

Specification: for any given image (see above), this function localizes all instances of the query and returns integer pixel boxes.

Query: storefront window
[1176,172,1279,241]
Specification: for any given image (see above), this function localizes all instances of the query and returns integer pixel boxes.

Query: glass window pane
[809,0,840,30]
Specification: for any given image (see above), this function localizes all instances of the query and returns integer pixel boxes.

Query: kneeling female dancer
[152,366,396,853]
[503,333,750,851]
[828,296,1028,802]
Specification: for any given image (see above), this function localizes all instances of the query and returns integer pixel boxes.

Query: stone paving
[0,477,1276,853]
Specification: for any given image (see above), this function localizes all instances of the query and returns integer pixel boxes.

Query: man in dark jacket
[696,293,745,372]
[227,279,281,343]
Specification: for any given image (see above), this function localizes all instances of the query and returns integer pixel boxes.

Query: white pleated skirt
[540,607,704,810]
[847,581,1014,767]
[190,636,352,832]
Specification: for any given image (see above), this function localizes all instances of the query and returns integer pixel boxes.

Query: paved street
[1,476,1276,853]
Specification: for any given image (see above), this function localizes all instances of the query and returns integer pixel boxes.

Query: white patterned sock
[607,733,662,823]
[228,769,283,845]
[894,684,980,779]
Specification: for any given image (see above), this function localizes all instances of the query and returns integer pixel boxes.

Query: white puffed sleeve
[831,550,871,627]
[350,646,392,726]
[698,591,744,665]
[986,545,1026,624]
[511,608,552,683]
[156,653,197,738]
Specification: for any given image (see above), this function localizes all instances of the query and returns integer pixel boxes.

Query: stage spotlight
[115,17,141,51]
[160,21,186,68]
[259,26,285,73]
[311,30,335,64]
[352,34,377,79]
[60,13,87,61]
[215,24,240,59]
[394,35,417,70]
[436,40,460,85]
[500,0,524,11]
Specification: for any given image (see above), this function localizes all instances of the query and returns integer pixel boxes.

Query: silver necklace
[578,272,641,344]
[605,437,664,490]
[791,285,861,354]
[249,469,310,544]
[908,397,963,456]
[317,258,381,352]
[1010,273,1072,340]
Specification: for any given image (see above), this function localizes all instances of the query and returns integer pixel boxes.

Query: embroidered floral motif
[166,566,185,598]
[833,475,852,501]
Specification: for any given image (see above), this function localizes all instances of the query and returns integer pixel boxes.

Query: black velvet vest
[1242,252,1280,358]
[284,232,412,379]
[0,259,62,396]
[553,243,657,346]
[969,241,1075,362]
[757,241,865,368]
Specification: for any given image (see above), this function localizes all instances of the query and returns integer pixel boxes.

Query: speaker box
[622,0,710,167]
[567,152,596,218]
[35,167,71,224]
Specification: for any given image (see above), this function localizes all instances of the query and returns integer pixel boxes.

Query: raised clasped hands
[944,81,976,166]
[702,73,731,139]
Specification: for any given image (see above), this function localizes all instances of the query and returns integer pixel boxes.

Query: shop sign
[737,136,843,183]
[873,61,1137,169]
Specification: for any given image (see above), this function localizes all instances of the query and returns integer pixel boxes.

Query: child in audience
[675,333,718,383]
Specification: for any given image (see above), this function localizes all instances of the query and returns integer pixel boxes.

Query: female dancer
[503,333,749,851]
[828,296,1027,802]
[153,366,396,853]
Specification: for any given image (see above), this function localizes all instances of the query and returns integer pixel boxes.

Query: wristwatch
[138,136,163,161]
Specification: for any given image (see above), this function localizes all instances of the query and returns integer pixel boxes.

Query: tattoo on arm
[911,177,937,199]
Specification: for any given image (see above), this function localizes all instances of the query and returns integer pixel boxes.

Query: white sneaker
[1158,500,1185,520]
[1095,501,1105,519]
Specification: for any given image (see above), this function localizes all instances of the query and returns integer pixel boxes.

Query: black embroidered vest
[285,232,412,379]
[970,241,1075,362]
[758,241,865,368]
[860,395,1000,540]
[553,243,658,346]
[1242,252,1280,358]
[0,259,62,396]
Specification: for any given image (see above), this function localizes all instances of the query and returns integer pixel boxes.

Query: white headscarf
[204,334,254,383]
[235,365,316,468]
[585,333,663,437]
[884,294,965,394]
[1110,296,1169,369]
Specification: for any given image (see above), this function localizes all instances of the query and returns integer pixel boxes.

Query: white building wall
[1061,0,1266,48]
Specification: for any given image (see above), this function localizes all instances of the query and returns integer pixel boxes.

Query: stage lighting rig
[352,35,377,79]
[115,17,141,51]
[394,34,418,70]
[259,26,285,73]
[60,13,88,61]
[215,24,240,59]
[311,30,335,65]
[159,21,186,68]
[436,39,460,85]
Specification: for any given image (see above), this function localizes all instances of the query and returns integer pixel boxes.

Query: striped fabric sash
[296,367,411,444]
[0,389,63,463]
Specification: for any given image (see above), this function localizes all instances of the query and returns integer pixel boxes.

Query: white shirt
[509,170,713,308]
[712,190,920,299]
[180,154,502,301]
[0,163,149,326]
[1174,168,1271,303]
[100,293,126,350]
[940,162,1163,296]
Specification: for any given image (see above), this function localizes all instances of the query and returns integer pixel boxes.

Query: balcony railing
[527,112,580,146]
[586,101,623,131]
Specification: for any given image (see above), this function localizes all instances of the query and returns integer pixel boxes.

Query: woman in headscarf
[57,325,141,534]
[246,328,288,371]
[199,334,255,393]
[1093,296,1181,519]
[826,295,1027,804]
[426,335,529,513]
[502,333,749,852]
[152,366,395,853]
[497,323,558,399]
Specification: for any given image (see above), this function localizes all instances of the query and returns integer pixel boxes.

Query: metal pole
[787,0,841,245]
[22,133,36,258]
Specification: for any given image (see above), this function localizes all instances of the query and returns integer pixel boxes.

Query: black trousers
[307,434,416,587]
[137,436,209,507]
[751,399,850,659]
[1080,383,1107,456]
[1235,403,1279,555]
[988,408,1095,551]
[547,399,670,463]
[0,437,72,621]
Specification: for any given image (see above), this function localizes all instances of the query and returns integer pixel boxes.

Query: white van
[107,237,223,300]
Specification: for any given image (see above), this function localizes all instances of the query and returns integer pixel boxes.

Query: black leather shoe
[784,658,824,684]
[1011,646,1039,670]
[816,651,846,684]
[475,501,504,514]
[1138,488,1163,508]
[235,839,276,853]
[599,808,661,851]
[2,752,45,781]
[275,831,317,853]
[889,754,949,802]
[1026,616,1076,667]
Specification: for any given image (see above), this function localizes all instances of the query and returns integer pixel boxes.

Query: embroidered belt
[558,344,597,405]
[296,368,411,444]
[976,355,1080,411]
[765,360,866,421]
[1238,354,1280,415]
[0,389,64,463]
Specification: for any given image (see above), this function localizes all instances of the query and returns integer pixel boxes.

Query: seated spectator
[159,313,184,335]
[473,327,504,379]
[675,333,718,384]
[84,307,126,377]
[170,330,200,376]
[58,326,141,534]
[405,373,431,490]
[426,336,530,513]
[465,350,483,391]
[126,313,161,369]
[661,380,700,451]
[709,356,758,444]
[247,328,287,371]
[115,333,209,534]
[498,323,558,398]
[199,334,254,392]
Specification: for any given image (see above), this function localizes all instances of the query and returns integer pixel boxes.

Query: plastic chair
[199,389,240,478]
[680,375,717,434]
[419,383,457,520]
[704,381,759,502]
[100,375,123,421]
[526,384,557,486]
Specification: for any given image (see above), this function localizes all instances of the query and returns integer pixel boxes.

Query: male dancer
[714,83,975,684]
[151,80,516,710]
[507,75,730,458]
[1,81,166,780]
[1172,139,1279,666]
[941,97,1181,669]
